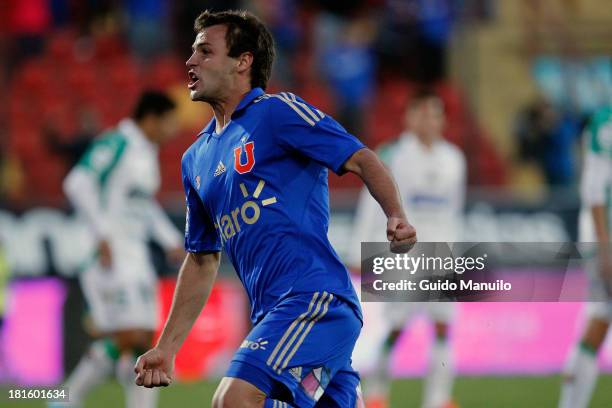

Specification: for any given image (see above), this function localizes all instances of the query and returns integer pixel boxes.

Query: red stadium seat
[47,29,77,61]
[16,61,48,89]
[297,78,336,117]
[146,56,185,88]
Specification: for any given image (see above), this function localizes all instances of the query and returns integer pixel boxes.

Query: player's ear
[236,52,253,73]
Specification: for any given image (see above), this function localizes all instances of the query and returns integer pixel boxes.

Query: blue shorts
[226,291,362,407]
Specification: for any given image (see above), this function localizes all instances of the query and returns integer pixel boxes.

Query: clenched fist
[134,347,175,388]
[387,217,417,253]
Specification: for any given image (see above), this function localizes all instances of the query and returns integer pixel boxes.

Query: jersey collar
[401,131,443,151]
[197,87,265,138]
[234,87,265,114]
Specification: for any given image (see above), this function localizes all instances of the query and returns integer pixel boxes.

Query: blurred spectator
[49,0,70,27]
[515,98,581,186]
[5,0,52,69]
[520,0,579,57]
[314,0,368,16]
[173,0,240,59]
[461,0,497,21]
[532,56,612,117]
[318,15,376,137]
[0,140,26,206]
[68,0,121,36]
[0,146,4,205]
[124,0,171,60]
[247,0,301,87]
[375,0,457,82]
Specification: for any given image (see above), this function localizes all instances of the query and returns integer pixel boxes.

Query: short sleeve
[581,151,610,206]
[271,92,365,174]
[587,108,612,155]
[77,132,127,187]
[181,155,222,253]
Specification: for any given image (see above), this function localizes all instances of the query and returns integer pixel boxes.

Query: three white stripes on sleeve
[258,92,325,126]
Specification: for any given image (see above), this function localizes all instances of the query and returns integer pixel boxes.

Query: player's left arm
[343,148,417,253]
[349,186,386,269]
[271,94,417,252]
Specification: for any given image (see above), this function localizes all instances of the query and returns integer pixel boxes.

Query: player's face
[186,25,237,102]
[144,111,179,144]
[409,98,445,140]
[420,98,445,137]
[156,111,179,143]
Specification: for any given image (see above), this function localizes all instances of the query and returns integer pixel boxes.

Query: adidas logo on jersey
[214,161,226,177]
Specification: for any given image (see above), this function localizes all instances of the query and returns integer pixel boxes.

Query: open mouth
[188,71,200,90]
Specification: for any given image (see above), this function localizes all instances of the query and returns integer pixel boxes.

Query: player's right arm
[581,112,612,289]
[63,134,127,267]
[134,250,219,387]
[134,151,223,388]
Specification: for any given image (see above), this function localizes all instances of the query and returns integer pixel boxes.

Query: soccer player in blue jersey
[134,10,417,408]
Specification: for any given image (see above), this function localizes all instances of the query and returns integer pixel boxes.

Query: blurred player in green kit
[560,106,612,408]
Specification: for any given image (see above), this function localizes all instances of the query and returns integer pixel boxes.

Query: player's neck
[213,110,232,134]
[212,88,251,134]
[416,134,436,149]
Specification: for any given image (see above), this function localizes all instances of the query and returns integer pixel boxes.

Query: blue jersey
[181,88,364,324]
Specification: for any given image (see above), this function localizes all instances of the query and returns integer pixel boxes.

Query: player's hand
[134,347,175,388]
[387,217,417,253]
[98,240,113,270]
[598,247,612,296]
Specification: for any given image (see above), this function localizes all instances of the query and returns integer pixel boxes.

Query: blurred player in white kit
[559,106,612,408]
[54,91,184,408]
[350,89,466,408]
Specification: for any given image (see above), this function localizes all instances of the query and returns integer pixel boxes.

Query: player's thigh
[426,303,456,324]
[585,261,612,324]
[582,317,610,349]
[212,377,267,408]
[82,272,157,332]
[112,278,158,331]
[351,302,388,373]
[79,266,116,332]
[114,328,154,352]
[314,364,361,408]
[227,292,361,407]
[384,302,419,329]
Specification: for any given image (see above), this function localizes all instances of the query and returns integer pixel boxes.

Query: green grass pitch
[2,376,611,407]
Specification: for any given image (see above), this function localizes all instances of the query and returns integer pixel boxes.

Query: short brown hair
[410,88,441,107]
[194,10,275,90]
[133,90,176,120]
